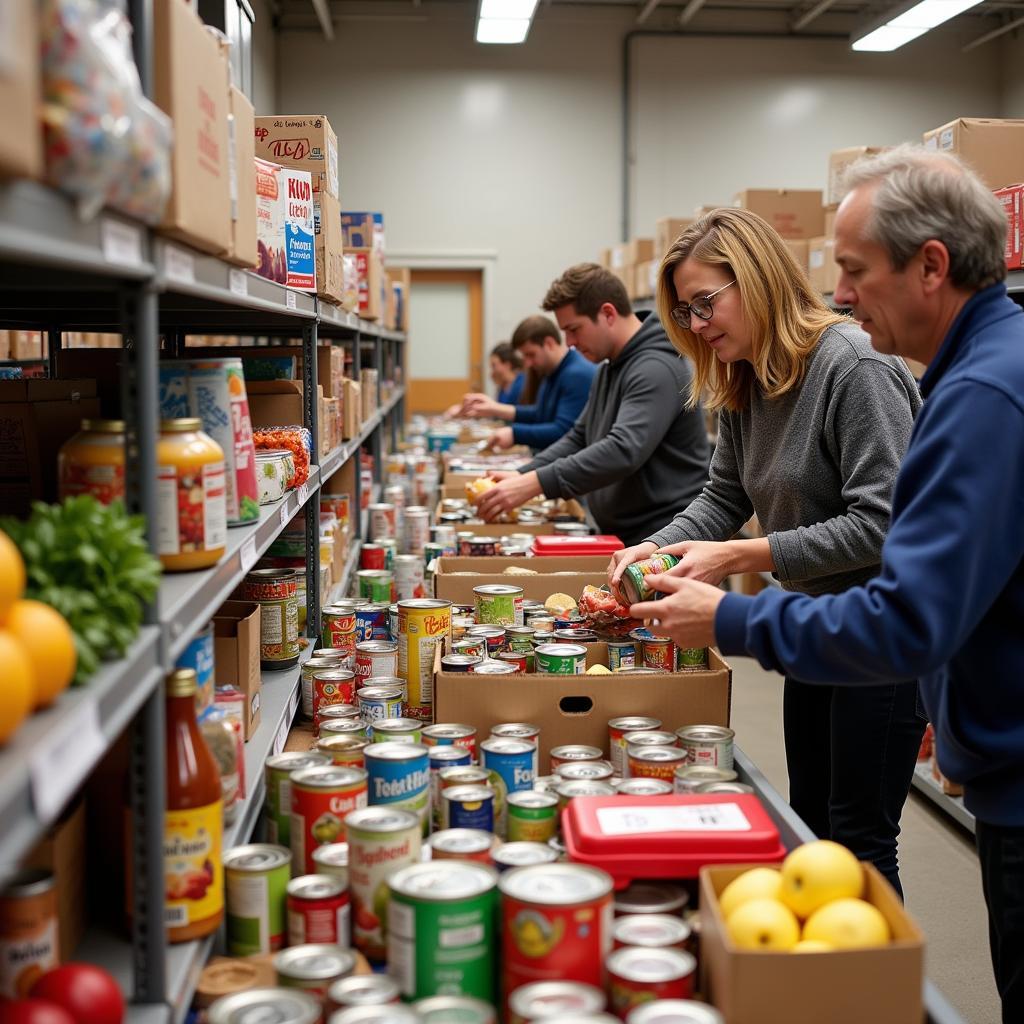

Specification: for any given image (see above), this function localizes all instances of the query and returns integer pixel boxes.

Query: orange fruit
[0,530,26,622]
[0,631,33,742]
[4,600,77,708]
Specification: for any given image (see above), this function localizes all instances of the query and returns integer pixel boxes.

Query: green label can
[473,584,524,627]
[506,790,559,843]
[535,643,587,674]
[678,646,710,671]
[264,751,331,848]
[358,570,394,603]
[387,861,499,1002]
[620,554,680,605]
[223,844,292,955]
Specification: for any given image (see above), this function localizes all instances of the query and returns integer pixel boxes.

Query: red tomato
[0,999,78,1024]
[29,966,124,1024]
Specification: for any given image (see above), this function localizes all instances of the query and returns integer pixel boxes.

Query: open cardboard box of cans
[433,555,611,604]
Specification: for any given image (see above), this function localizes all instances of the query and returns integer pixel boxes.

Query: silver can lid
[311,842,349,869]
[223,844,291,874]
[207,987,320,1024]
[274,944,356,982]
[344,806,420,835]
[614,778,674,796]
[286,874,346,902]
[614,880,689,915]
[388,860,497,901]
[508,980,606,1019]
[498,862,613,904]
[428,829,494,855]
[625,1000,725,1024]
[328,974,402,1008]
[611,913,693,949]
[492,841,559,868]
[413,995,497,1024]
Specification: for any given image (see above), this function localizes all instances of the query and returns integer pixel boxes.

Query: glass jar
[57,419,126,504]
[157,418,228,572]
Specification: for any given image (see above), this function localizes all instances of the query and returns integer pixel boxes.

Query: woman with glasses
[608,207,924,895]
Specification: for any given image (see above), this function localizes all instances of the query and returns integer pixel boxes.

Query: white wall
[276,5,1009,343]
[999,33,1024,116]
[251,0,277,116]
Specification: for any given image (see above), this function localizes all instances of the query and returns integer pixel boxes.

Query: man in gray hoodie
[476,263,711,545]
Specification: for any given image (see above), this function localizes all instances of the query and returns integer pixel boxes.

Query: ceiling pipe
[637,0,663,24]
[962,12,1024,50]
[310,0,335,38]
[791,0,839,31]
[678,0,708,25]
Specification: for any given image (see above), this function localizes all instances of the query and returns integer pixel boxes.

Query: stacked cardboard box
[0,2,43,179]
[923,118,1024,190]
[610,238,654,302]
[342,212,386,321]
[734,189,824,240]
[385,267,411,332]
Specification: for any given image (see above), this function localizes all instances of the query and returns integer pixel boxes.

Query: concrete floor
[729,656,1001,1024]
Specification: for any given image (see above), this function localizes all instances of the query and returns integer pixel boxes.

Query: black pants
[783,678,925,897]
[976,821,1024,1023]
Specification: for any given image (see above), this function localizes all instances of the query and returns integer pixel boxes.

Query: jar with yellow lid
[58,419,126,505]
[157,419,228,572]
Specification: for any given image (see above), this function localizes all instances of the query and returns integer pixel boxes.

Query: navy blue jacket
[715,284,1024,826]
[512,347,596,452]
[497,373,525,405]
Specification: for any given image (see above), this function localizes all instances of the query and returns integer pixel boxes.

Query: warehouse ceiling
[274,0,1024,50]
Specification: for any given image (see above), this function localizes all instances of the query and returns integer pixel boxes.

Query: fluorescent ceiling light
[480,0,538,17]
[476,17,531,43]
[852,0,983,50]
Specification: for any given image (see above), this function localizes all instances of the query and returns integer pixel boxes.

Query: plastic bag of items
[41,0,172,223]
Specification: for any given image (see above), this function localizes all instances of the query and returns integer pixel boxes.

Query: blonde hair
[657,208,847,412]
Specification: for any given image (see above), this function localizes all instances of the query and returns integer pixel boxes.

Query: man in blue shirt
[625,145,1024,1021]
[461,315,596,453]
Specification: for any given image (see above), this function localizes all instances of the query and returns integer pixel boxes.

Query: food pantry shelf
[911,762,977,835]
[319,388,405,483]
[330,541,363,604]
[0,625,162,870]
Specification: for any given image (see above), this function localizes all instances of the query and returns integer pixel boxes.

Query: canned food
[496,651,529,673]
[364,742,431,834]
[428,829,495,863]
[535,643,587,675]
[243,569,300,669]
[492,842,559,872]
[678,647,709,672]
[286,874,350,947]
[507,980,607,1024]
[553,628,599,644]
[368,503,398,540]
[627,746,688,781]
[506,790,559,844]
[441,654,484,673]
[0,870,58,998]
[452,638,487,659]
[422,723,478,760]
[177,623,216,716]
[439,765,491,794]
[555,761,614,783]
[355,641,399,684]
[547,835,567,860]
[605,640,637,672]
[207,988,320,1024]
[264,751,331,848]
[275,943,357,995]
[532,775,559,795]
[320,719,371,741]
[323,603,359,656]
[356,603,391,642]
[327,973,401,1011]
[696,782,754,794]
[223,844,291,955]
[290,765,368,873]
[394,554,427,601]
[614,881,689,917]
[403,506,431,556]
[322,492,351,530]
[442,784,495,832]
[555,780,616,814]
[361,674,408,705]
[619,554,680,605]
[358,570,394,604]
[527,615,556,632]
[608,717,662,777]
[301,656,347,720]
[641,636,677,671]
[462,536,499,557]
[620,731,678,777]
[387,860,499,1001]
[607,946,697,1015]
[491,722,541,777]
[414,995,497,1024]
[615,778,674,796]
[499,863,614,996]
[480,738,536,839]
[429,747,475,832]
[472,660,518,675]
[371,717,423,745]
[466,625,506,656]
[398,599,452,721]
[674,725,735,770]
[318,646,356,664]
[473,584,524,627]
[612,914,692,951]
[312,668,357,735]
[345,807,422,962]
[361,543,388,571]
[311,842,349,889]
[672,765,737,793]
[626,1001,725,1024]
[318,703,361,729]
[550,745,604,772]
[358,685,404,722]
[316,735,370,768]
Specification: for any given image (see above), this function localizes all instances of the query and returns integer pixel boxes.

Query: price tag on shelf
[30,698,105,820]
[100,219,144,268]
[298,482,309,506]
[229,269,248,297]
[286,290,297,310]
[240,536,258,573]
[279,505,291,528]
[164,245,196,284]
[273,686,301,755]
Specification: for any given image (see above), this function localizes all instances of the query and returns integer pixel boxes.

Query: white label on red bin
[596,803,751,835]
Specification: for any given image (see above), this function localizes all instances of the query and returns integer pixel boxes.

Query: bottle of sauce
[164,668,223,942]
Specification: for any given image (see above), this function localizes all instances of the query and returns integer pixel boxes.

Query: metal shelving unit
[911,762,976,834]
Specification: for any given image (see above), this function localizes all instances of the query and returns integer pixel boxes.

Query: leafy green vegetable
[1,497,162,685]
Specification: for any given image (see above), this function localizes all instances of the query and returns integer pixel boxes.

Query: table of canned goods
[732,747,964,1024]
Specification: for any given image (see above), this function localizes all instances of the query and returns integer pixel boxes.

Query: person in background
[476,264,710,544]
[607,207,924,896]
[490,342,525,404]
[458,316,596,453]
[623,147,1023,1022]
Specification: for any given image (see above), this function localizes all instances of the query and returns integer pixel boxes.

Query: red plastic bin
[531,535,624,556]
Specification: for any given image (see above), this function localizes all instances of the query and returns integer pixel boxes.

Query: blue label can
[442,785,495,832]
[356,603,391,642]
[364,742,431,836]
[428,746,473,831]
[176,623,215,714]
[607,640,637,672]
[480,738,535,839]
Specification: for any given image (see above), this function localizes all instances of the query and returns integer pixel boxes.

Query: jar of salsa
[58,419,126,504]
[157,418,228,572]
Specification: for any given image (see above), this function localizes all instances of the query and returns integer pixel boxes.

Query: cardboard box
[635,260,657,299]
[315,189,345,304]
[12,331,43,360]
[227,87,258,269]
[386,267,412,332]
[923,118,1024,191]
[808,236,839,294]
[245,379,318,429]
[784,238,809,272]
[361,368,379,421]
[655,218,694,258]
[623,238,654,265]
[0,2,43,179]
[0,332,8,360]
[185,343,342,399]
[350,247,384,321]
[342,378,361,439]
[213,601,262,740]
[342,212,385,251]
[699,862,923,1024]
[254,115,339,200]
[433,555,611,604]
[342,253,360,313]
[610,244,628,270]
[995,184,1024,270]
[254,157,287,284]
[734,189,824,239]
[598,247,612,269]
[435,645,731,769]
[153,0,232,255]
[824,207,837,238]
[827,146,885,206]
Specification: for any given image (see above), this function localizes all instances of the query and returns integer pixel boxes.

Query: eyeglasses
[670,280,736,330]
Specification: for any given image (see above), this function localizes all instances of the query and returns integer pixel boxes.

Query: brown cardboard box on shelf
[153,0,232,255]
[699,862,923,1024]
[185,344,342,399]
[350,247,384,321]
[342,378,362,439]
[610,244,628,271]
[212,601,262,740]
[734,189,824,239]
[386,267,412,332]
[923,118,1024,190]
[314,188,345,304]
[827,146,886,206]
[622,238,654,266]
[0,2,43,179]
[808,236,839,295]
[12,332,43,360]
[655,218,694,258]
[598,247,612,269]
[435,645,731,769]
[246,379,324,430]
[253,115,339,200]
[0,380,100,515]
[227,87,258,269]
[433,555,609,604]
[0,332,9,360]
[784,238,809,272]
[342,253,360,313]
[824,207,837,237]
[361,368,379,420]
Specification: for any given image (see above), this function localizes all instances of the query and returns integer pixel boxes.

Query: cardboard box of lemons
[512,908,565,958]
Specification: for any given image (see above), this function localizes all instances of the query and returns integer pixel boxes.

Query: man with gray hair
[625,144,1024,1020]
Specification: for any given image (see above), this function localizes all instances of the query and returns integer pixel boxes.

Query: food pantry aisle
[728,656,999,1024]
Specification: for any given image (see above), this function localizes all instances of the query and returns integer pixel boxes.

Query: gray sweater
[645,323,921,596]
[521,313,711,546]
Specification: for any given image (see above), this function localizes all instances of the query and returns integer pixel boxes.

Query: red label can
[496,651,528,673]
[641,636,677,671]
[354,641,399,683]
[360,543,387,571]
[627,746,689,782]
[606,946,696,1017]
[286,874,351,947]
[289,765,368,874]
[312,669,357,735]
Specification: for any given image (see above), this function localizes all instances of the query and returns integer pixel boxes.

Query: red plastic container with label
[562,794,786,887]
[530,535,624,557]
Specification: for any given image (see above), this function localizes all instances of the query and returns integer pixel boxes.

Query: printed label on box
[255,158,286,284]
[596,803,751,835]
[284,169,316,291]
